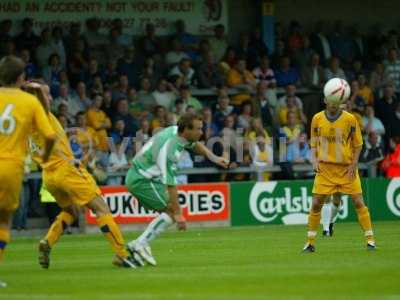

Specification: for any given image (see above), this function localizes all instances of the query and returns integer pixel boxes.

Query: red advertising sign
[86,183,230,224]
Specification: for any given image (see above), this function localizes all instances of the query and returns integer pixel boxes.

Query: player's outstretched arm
[193,142,229,168]
[166,185,187,231]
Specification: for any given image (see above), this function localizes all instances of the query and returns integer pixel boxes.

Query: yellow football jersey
[310,110,363,165]
[0,88,55,164]
[31,113,75,169]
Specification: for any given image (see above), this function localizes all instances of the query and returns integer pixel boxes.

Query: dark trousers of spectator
[44,203,62,225]
[27,179,43,217]
[12,182,30,230]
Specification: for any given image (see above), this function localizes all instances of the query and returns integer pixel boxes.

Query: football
[323,78,351,104]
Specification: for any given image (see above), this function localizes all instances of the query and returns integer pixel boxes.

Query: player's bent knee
[86,196,110,216]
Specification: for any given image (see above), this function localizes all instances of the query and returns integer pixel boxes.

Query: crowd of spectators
[4,17,400,228]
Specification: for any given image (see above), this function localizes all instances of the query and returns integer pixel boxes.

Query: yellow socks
[307,211,321,245]
[45,211,75,247]
[0,228,10,261]
[96,214,128,258]
[356,206,374,243]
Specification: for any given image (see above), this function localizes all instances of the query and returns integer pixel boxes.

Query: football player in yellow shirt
[25,82,137,269]
[0,56,56,287]
[303,81,375,252]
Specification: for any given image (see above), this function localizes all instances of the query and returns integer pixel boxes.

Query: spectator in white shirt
[384,48,400,92]
[165,38,189,67]
[152,78,177,111]
[176,150,193,185]
[252,55,276,88]
[362,105,385,144]
[325,57,347,81]
[277,84,304,110]
[169,58,195,86]
[107,142,129,186]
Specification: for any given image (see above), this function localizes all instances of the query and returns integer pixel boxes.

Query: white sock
[321,203,331,231]
[330,203,339,223]
[135,213,173,246]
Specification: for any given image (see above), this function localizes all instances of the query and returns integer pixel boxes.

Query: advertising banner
[86,183,230,224]
[230,179,399,226]
[1,0,228,35]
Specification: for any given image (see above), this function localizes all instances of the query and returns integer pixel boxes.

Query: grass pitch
[1,221,399,300]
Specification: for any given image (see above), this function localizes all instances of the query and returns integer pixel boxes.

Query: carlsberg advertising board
[231,179,398,226]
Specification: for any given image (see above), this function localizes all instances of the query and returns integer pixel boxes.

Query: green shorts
[125,166,169,211]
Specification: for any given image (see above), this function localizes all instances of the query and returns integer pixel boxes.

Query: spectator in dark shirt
[117,47,140,88]
[360,131,384,163]
[138,23,162,59]
[20,49,39,79]
[213,96,235,133]
[113,98,138,137]
[274,56,300,87]
[112,74,130,102]
[15,18,40,52]
[196,50,224,88]
[375,83,398,139]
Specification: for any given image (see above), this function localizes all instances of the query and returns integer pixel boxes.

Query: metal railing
[24,163,377,182]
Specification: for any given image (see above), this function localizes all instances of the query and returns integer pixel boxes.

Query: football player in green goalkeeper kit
[126,112,229,266]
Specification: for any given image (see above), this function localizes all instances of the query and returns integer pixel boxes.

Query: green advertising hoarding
[231,178,400,226]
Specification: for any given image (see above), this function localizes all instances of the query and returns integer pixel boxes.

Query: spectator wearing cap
[169,58,195,86]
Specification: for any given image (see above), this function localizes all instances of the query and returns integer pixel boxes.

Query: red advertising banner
[86,183,230,224]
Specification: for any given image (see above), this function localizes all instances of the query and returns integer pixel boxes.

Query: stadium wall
[83,178,400,232]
